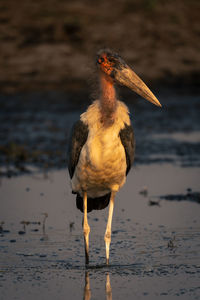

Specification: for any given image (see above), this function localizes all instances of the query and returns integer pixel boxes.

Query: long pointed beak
[115,66,162,107]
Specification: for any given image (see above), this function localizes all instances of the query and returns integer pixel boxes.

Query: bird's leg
[83,191,90,265]
[104,191,116,265]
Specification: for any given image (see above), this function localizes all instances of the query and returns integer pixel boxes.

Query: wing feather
[68,120,89,178]
[119,123,135,175]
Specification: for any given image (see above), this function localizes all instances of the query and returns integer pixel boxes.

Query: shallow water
[0,87,200,299]
[0,164,200,300]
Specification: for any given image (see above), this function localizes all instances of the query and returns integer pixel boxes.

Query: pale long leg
[106,273,112,300]
[83,191,90,265]
[104,191,116,265]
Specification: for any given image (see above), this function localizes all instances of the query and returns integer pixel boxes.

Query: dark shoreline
[0,85,200,178]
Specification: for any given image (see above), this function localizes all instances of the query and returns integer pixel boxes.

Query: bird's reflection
[83,271,91,300]
[105,273,112,300]
[83,271,112,300]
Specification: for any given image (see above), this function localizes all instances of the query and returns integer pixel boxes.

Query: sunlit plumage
[68,49,161,265]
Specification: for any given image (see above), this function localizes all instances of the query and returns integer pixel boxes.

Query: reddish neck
[100,72,117,125]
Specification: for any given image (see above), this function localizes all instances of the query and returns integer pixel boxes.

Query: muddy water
[0,88,200,299]
[0,164,200,300]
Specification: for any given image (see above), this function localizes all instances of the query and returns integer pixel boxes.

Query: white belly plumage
[71,132,127,198]
[71,99,131,198]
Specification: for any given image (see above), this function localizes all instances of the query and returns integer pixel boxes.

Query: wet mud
[0,87,200,299]
[0,163,200,299]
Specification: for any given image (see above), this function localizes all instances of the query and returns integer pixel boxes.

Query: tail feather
[76,193,111,213]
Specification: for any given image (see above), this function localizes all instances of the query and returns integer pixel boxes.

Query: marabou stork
[68,49,161,265]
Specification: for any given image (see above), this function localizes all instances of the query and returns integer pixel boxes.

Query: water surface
[1,164,200,299]
[0,88,200,299]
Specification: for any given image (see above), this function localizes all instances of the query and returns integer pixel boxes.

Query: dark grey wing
[68,120,89,179]
[119,123,135,175]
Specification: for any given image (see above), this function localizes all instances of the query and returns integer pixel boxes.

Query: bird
[68,48,161,265]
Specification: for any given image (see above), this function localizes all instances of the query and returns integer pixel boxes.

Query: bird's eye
[108,57,114,63]
[97,57,104,64]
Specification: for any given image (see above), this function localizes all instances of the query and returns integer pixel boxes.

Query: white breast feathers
[71,100,131,198]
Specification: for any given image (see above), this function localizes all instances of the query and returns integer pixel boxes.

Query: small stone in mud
[112,230,118,235]
[69,222,75,232]
[0,222,5,233]
[148,199,160,206]
[18,230,26,235]
[31,228,39,232]
[168,236,176,249]
[160,191,200,204]
[159,225,165,228]
[139,186,148,197]
[2,230,10,234]
[20,220,30,226]
[39,254,47,257]
[31,221,41,225]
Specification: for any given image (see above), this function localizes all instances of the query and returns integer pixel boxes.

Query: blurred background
[1,0,200,92]
[1,2,200,298]
[0,0,200,176]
